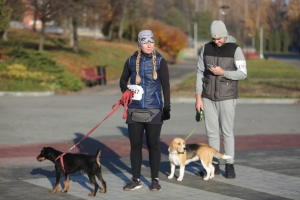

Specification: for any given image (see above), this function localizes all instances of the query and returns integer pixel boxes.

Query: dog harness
[55,152,67,173]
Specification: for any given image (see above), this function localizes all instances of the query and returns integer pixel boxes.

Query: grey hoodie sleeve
[195,46,205,95]
[223,46,247,80]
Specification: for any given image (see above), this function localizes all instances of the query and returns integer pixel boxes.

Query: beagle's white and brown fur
[167,137,232,181]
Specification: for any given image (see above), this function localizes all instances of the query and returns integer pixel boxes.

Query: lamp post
[239,20,245,49]
[194,23,198,58]
[94,14,98,39]
[239,20,246,58]
[220,5,230,24]
[259,27,264,59]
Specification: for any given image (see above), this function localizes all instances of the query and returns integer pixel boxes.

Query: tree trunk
[118,2,127,43]
[38,21,46,51]
[2,29,8,41]
[69,17,74,46]
[183,0,191,35]
[108,20,114,41]
[33,9,37,32]
[131,22,136,41]
[61,18,69,35]
[72,18,79,53]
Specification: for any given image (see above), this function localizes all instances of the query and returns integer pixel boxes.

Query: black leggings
[128,123,162,179]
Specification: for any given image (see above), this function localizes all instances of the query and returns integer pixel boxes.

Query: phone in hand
[207,64,215,68]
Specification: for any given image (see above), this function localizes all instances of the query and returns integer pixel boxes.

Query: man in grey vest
[195,20,247,179]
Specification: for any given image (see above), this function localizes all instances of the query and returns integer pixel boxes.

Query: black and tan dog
[167,138,232,181]
[36,147,106,197]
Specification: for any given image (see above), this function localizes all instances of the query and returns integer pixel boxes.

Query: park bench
[82,67,106,86]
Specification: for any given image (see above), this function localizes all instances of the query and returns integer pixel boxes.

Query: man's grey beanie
[210,20,228,38]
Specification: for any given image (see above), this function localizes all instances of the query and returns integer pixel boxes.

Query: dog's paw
[99,188,106,193]
[176,177,183,181]
[203,176,209,181]
[167,175,173,179]
[49,189,57,193]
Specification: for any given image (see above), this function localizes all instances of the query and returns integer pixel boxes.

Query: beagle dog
[167,137,232,181]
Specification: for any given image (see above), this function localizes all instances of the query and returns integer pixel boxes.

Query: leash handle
[195,110,203,122]
[119,90,134,119]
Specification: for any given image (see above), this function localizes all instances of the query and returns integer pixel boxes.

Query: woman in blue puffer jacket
[119,30,170,192]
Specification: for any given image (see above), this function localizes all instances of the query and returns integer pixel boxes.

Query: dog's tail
[96,149,101,167]
[211,147,232,160]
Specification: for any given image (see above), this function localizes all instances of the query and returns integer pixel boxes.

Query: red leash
[55,90,134,172]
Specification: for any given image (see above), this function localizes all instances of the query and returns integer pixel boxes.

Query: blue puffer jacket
[128,50,163,109]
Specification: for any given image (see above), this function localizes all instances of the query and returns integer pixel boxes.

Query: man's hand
[195,94,203,112]
[209,66,224,76]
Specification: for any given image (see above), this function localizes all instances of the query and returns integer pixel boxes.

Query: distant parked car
[10,21,25,29]
[288,46,298,53]
[45,26,64,34]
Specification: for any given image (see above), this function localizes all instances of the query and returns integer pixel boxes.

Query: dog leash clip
[68,145,76,152]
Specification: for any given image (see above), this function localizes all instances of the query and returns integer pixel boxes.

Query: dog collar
[170,151,185,155]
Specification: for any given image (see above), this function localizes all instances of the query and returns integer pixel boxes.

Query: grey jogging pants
[202,98,236,164]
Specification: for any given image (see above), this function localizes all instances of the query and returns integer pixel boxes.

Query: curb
[171,98,300,104]
[1,91,299,105]
[237,98,300,104]
[0,91,55,97]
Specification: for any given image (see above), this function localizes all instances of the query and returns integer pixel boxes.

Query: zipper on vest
[216,48,220,65]
[141,58,145,108]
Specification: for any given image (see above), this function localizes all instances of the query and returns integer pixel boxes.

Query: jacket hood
[225,35,236,44]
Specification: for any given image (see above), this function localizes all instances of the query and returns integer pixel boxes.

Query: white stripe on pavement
[23,164,300,200]
[24,172,243,200]
[185,164,300,200]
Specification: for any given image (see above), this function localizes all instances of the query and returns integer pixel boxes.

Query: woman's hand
[162,107,170,120]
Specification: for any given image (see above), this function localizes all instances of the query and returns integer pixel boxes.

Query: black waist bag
[128,108,160,122]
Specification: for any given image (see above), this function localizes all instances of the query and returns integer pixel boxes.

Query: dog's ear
[41,147,46,154]
[43,147,51,157]
[168,141,175,152]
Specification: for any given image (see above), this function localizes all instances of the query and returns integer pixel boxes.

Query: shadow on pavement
[30,167,95,192]
[73,132,133,184]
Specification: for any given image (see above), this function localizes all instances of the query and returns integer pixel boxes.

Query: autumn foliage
[143,20,188,63]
